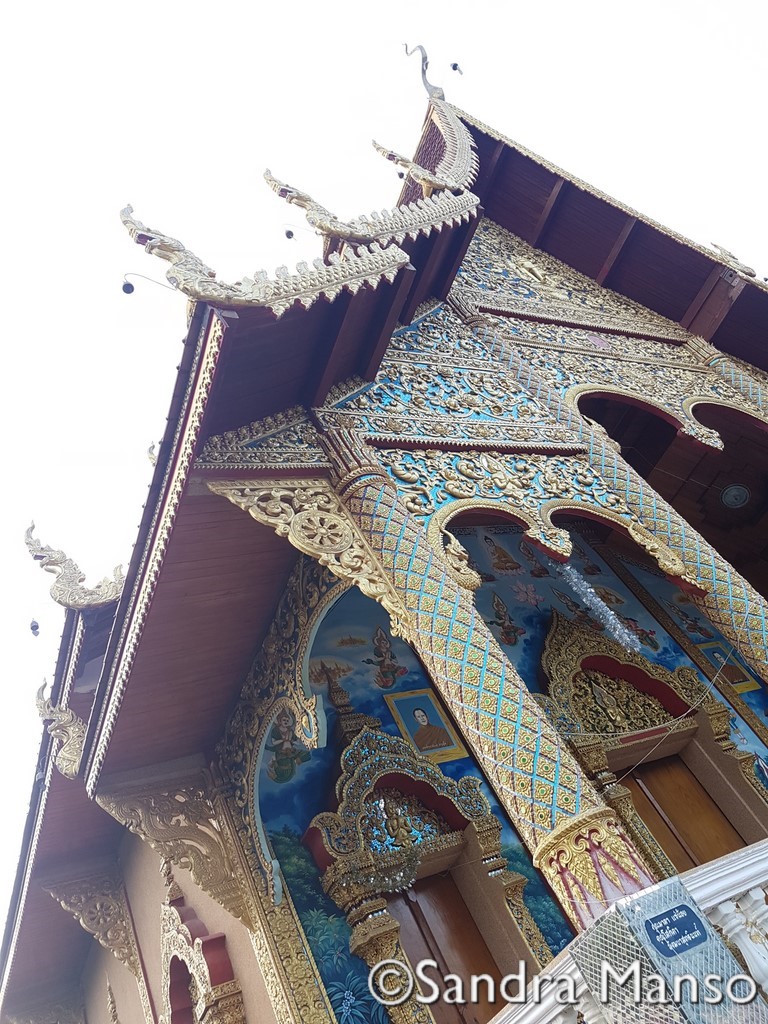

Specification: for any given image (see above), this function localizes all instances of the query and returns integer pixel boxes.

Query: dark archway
[579,395,768,599]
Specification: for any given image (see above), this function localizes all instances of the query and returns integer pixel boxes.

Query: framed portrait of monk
[697,641,764,694]
[384,688,467,764]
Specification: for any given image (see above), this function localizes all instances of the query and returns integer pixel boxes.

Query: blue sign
[644,904,708,958]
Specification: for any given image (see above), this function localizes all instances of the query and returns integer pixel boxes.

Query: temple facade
[4,49,768,1024]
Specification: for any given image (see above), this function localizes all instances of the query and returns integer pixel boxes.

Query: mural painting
[455,523,768,793]
[256,584,573,1022]
[614,557,768,791]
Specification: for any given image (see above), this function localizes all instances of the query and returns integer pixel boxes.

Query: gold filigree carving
[450,221,765,444]
[106,983,120,1024]
[541,609,720,740]
[309,728,490,865]
[598,543,768,752]
[25,523,123,610]
[159,900,246,1024]
[196,407,330,471]
[323,355,583,449]
[95,769,252,929]
[35,683,85,779]
[308,728,553,971]
[501,870,555,967]
[44,866,140,975]
[121,206,408,317]
[435,525,482,591]
[456,220,692,342]
[532,805,654,927]
[206,479,412,641]
[349,908,435,1024]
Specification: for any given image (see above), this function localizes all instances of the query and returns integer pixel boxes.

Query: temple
[5,46,768,1024]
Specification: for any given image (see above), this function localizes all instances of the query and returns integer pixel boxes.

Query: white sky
[0,0,766,935]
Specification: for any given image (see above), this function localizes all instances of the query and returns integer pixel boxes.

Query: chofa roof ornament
[371,44,478,198]
[25,523,124,610]
[263,169,478,253]
[404,43,445,101]
[120,205,408,316]
[36,681,86,779]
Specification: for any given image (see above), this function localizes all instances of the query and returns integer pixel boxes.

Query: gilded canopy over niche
[539,609,717,745]
[307,727,489,863]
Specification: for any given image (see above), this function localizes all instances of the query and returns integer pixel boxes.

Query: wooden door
[388,873,505,1024]
[625,755,746,872]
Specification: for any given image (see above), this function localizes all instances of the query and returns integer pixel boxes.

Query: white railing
[491,841,768,1024]
[684,839,768,996]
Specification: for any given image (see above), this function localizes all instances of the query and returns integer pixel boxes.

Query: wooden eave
[85,238,464,785]
[0,615,125,1012]
[455,108,768,370]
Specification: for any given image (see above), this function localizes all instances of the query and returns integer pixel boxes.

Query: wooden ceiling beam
[398,224,457,326]
[595,216,637,285]
[530,177,566,247]
[361,262,417,381]
[435,207,483,301]
[477,140,506,199]
[684,268,747,340]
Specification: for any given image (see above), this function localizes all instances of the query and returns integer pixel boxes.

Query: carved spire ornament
[106,983,120,1024]
[25,523,124,609]
[36,682,86,779]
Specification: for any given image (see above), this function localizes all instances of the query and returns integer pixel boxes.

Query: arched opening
[168,958,196,1024]
[579,393,768,599]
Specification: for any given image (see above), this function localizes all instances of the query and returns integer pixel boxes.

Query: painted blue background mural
[256,583,574,1022]
[455,523,768,792]
[621,559,768,789]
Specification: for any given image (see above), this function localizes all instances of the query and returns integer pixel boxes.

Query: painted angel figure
[363,626,408,689]
[265,709,310,784]
[618,615,660,651]
[520,538,551,578]
[552,589,604,632]
[487,592,526,646]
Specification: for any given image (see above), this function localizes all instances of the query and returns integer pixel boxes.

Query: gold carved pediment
[540,609,706,749]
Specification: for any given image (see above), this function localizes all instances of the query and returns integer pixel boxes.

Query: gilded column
[321,428,655,928]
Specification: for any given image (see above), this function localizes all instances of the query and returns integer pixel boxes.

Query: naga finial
[711,243,756,278]
[36,681,86,779]
[404,44,445,101]
[25,523,124,610]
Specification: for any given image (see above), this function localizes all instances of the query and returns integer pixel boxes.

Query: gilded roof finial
[404,44,445,101]
[25,523,124,609]
[36,680,86,779]
[370,45,478,197]
[711,243,756,278]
